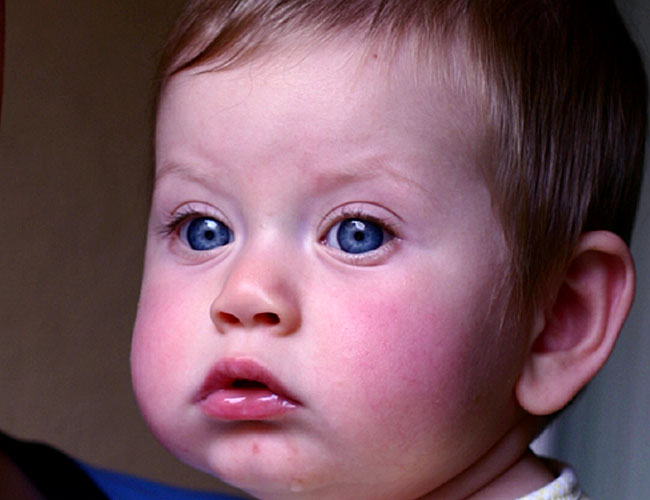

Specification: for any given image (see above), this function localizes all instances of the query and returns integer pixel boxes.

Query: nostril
[254,312,280,325]
[218,312,240,325]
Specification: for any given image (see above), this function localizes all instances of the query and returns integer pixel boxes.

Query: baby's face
[132,40,528,499]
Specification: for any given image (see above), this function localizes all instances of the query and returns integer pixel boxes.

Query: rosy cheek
[131,278,205,403]
[318,288,466,408]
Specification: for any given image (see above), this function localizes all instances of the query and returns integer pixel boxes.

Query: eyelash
[158,205,220,238]
[159,204,400,263]
[321,208,398,242]
[160,207,398,234]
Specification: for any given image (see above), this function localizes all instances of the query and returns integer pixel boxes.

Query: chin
[210,464,335,500]
[200,447,428,500]
[181,435,339,499]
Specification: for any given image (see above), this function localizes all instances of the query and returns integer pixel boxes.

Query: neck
[421,413,554,500]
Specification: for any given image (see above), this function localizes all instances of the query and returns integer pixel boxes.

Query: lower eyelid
[350,240,397,265]
[165,230,235,265]
[322,234,400,266]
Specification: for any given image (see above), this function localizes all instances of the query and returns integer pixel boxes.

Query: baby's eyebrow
[308,161,429,196]
[155,158,433,200]
[155,163,210,185]
[154,162,230,192]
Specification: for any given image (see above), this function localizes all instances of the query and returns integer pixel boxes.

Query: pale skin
[131,37,635,500]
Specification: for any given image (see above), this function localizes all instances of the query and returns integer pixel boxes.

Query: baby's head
[131,1,647,498]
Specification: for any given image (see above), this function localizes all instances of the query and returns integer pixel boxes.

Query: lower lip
[198,389,298,421]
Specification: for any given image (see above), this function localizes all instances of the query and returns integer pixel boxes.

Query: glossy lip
[195,358,301,420]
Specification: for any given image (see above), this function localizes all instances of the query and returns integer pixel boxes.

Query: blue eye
[182,217,233,251]
[326,218,387,254]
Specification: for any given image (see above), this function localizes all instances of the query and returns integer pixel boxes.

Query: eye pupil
[336,219,384,254]
[185,217,232,251]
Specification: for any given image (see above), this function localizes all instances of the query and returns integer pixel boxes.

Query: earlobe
[516,231,635,415]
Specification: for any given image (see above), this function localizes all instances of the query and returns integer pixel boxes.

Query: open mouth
[230,379,269,389]
[196,358,300,421]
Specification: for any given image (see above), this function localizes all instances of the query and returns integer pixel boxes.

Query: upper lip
[195,357,301,405]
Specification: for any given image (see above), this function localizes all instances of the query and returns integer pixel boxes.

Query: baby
[129,0,648,498]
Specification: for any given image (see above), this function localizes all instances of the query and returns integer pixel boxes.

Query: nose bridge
[210,236,301,334]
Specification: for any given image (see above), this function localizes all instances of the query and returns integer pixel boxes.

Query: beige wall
[0,0,239,494]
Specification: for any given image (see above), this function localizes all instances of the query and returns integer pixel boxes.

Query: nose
[210,246,301,335]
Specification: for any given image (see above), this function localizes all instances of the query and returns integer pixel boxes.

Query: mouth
[195,358,300,421]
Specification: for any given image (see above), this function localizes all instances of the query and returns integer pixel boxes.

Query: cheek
[131,275,211,418]
[332,292,473,401]
[310,265,517,447]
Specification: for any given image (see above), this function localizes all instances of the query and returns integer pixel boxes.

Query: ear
[516,231,635,415]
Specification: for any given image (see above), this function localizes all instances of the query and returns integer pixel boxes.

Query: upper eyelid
[320,204,402,238]
[158,203,231,236]
[326,201,403,221]
[157,201,402,239]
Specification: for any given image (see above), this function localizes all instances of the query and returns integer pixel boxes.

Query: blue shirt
[80,464,243,500]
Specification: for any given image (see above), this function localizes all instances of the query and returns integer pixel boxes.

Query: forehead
[156,37,485,183]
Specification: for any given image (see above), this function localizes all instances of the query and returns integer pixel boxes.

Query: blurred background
[0,0,239,494]
[0,1,647,498]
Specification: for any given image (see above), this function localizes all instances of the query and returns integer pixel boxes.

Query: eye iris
[337,219,383,254]
[186,217,231,250]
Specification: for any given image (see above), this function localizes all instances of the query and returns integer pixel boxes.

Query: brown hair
[154,0,647,327]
